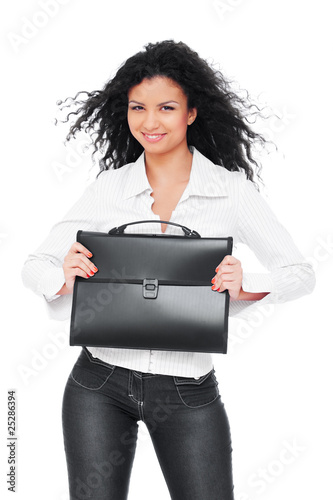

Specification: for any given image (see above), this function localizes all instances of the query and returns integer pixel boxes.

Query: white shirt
[21,146,315,377]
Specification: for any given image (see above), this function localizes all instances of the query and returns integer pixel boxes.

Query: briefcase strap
[108,220,201,238]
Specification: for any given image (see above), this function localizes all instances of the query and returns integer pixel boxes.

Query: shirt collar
[121,146,229,200]
[121,151,150,200]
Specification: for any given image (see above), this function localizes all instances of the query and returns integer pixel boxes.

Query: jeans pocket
[173,369,220,408]
[70,348,116,390]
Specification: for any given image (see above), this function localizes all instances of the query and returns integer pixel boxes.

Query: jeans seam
[83,347,116,370]
[174,385,220,408]
[128,372,144,419]
[69,348,116,390]
[128,372,140,404]
[69,370,115,391]
[173,368,214,386]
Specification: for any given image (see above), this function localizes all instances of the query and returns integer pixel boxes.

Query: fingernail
[87,252,93,258]
[215,267,219,273]
[93,266,98,272]
[86,274,90,278]
[211,277,216,284]
[211,285,218,290]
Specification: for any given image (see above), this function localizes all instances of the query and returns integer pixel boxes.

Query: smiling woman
[21,40,315,500]
[127,76,197,151]
[127,76,197,232]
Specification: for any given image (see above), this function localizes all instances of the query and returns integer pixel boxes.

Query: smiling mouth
[142,133,166,142]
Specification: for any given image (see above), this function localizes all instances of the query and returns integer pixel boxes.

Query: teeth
[145,134,162,139]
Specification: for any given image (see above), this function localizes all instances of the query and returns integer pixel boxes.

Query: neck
[144,145,193,186]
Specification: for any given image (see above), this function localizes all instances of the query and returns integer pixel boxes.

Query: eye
[129,105,144,111]
[161,106,174,111]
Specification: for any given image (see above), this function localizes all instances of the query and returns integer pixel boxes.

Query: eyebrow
[128,100,179,106]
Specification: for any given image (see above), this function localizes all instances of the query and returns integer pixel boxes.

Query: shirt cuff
[242,272,275,294]
[38,267,66,302]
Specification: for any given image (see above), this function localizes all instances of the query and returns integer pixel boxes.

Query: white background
[1,1,332,499]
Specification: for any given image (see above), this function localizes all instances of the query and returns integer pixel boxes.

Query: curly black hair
[57,40,267,182]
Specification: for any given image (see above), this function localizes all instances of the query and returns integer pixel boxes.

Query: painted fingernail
[93,266,98,272]
[86,274,90,278]
[211,277,216,284]
[211,284,218,290]
[87,252,93,257]
[215,267,219,273]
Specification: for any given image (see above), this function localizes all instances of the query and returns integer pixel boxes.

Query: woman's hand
[58,242,98,294]
[211,255,243,300]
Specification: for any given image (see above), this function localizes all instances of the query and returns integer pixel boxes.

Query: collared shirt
[21,146,315,377]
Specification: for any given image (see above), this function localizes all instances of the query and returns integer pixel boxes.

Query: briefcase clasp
[143,279,159,299]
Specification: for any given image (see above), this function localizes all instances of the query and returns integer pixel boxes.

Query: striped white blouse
[21,146,315,377]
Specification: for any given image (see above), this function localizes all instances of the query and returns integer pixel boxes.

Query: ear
[187,108,197,125]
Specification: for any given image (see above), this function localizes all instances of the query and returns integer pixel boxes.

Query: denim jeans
[62,347,234,500]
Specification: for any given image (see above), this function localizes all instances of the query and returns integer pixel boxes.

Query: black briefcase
[70,220,233,353]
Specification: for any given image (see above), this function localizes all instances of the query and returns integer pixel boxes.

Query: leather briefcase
[70,220,233,353]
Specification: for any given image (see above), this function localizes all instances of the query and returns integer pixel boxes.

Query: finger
[73,268,93,280]
[212,271,241,287]
[213,260,242,284]
[212,273,242,292]
[212,279,233,292]
[216,264,238,275]
[64,258,98,277]
[69,242,93,258]
[212,280,226,291]
[214,258,229,274]
[67,253,98,274]
[221,255,239,267]
[215,255,238,271]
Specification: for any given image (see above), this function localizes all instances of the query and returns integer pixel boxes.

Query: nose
[142,110,159,131]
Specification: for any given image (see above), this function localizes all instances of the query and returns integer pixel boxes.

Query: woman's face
[127,76,197,156]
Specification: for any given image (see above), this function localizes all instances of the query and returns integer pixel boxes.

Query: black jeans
[62,348,234,500]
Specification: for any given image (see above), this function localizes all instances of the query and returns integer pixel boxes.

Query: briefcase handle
[108,220,201,238]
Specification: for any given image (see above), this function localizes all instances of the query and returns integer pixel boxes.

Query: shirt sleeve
[21,177,100,318]
[230,176,315,319]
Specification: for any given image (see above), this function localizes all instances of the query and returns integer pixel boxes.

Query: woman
[22,40,315,499]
